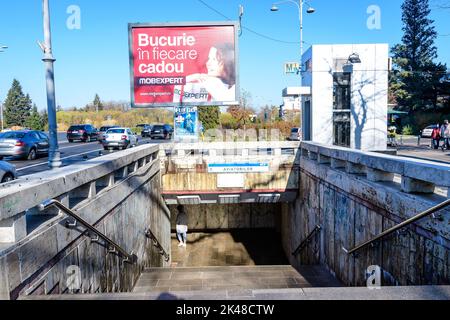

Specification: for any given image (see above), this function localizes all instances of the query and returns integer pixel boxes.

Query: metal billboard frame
[128,21,240,108]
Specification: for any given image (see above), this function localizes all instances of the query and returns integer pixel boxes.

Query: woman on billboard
[173,43,236,103]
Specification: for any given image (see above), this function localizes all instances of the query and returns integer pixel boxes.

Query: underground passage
[1,142,449,300]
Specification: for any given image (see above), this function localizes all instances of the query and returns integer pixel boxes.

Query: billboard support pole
[42,0,61,168]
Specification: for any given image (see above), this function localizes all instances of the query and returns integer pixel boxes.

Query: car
[0,130,49,160]
[139,124,153,138]
[98,126,120,141]
[288,127,302,141]
[102,127,138,150]
[0,160,17,183]
[150,124,173,140]
[421,125,440,138]
[67,124,99,143]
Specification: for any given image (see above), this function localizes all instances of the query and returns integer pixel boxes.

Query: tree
[93,94,103,112]
[198,106,220,130]
[25,104,45,131]
[390,0,447,111]
[3,79,32,127]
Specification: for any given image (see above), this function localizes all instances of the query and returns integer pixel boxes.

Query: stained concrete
[169,229,288,267]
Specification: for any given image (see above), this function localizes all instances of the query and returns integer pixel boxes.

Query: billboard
[129,22,239,107]
[174,106,198,141]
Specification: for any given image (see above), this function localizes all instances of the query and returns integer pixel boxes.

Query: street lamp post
[41,0,61,168]
[271,0,315,128]
[271,0,315,71]
[0,45,8,132]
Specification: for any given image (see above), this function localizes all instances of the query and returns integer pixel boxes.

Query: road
[3,133,165,177]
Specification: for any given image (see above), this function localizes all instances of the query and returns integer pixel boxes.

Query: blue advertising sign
[174,106,198,141]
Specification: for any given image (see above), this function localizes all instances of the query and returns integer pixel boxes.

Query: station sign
[207,163,269,173]
[284,62,300,74]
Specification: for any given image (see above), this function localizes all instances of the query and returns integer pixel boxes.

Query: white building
[286,44,389,151]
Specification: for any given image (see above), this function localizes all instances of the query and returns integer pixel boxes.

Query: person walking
[441,120,450,150]
[176,205,188,248]
[431,124,441,150]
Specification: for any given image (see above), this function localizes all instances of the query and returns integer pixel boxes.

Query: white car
[102,127,139,150]
[421,125,439,138]
[0,160,17,183]
[288,127,302,141]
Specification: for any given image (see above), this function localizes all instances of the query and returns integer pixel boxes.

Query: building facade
[297,43,389,151]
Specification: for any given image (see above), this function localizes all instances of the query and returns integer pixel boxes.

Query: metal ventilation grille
[176,196,201,205]
[165,198,178,205]
[257,194,281,203]
[219,195,241,204]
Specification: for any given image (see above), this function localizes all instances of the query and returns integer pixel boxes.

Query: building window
[333,73,351,110]
[333,112,351,147]
[333,72,351,147]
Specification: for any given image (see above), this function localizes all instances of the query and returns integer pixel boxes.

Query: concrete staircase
[133,265,342,294]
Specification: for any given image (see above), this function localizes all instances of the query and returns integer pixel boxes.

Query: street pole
[0,101,4,132]
[0,46,7,132]
[42,0,61,168]
[299,0,304,131]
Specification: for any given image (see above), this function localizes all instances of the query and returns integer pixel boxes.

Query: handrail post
[39,199,137,264]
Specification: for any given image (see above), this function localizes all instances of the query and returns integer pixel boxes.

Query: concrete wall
[302,44,388,151]
[282,143,450,286]
[168,204,281,231]
[0,145,171,299]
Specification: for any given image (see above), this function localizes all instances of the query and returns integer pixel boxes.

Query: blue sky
[0,0,449,111]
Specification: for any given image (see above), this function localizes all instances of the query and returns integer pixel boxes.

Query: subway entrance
[168,203,287,267]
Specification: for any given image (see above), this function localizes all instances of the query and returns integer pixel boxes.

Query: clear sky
[0,0,449,111]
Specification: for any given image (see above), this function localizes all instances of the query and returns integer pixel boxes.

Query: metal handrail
[39,199,137,263]
[344,198,450,255]
[145,228,170,262]
[292,225,321,256]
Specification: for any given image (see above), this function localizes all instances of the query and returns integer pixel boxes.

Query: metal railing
[145,228,170,262]
[292,225,322,256]
[343,198,450,255]
[39,199,137,263]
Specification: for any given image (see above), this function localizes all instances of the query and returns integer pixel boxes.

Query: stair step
[133,265,341,293]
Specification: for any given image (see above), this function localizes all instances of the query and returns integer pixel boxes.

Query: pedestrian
[176,205,188,247]
[441,120,450,150]
[431,124,441,150]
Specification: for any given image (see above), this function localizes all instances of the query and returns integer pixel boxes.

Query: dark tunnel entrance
[169,203,289,267]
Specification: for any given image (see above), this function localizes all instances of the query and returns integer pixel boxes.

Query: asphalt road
[3,133,165,177]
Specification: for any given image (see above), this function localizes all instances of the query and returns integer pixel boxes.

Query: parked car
[102,127,138,150]
[139,124,153,138]
[150,124,173,140]
[288,127,302,141]
[0,160,17,183]
[98,126,120,141]
[0,130,49,160]
[421,125,440,138]
[67,124,99,143]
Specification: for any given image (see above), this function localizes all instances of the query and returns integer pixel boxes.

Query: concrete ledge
[19,285,450,300]
[0,144,159,221]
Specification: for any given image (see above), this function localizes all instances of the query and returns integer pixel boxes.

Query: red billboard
[129,22,239,107]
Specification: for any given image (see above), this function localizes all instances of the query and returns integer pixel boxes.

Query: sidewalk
[392,136,450,164]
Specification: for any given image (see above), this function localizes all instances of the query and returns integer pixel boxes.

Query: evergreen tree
[390,0,447,111]
[3,79,32,127]
[25,104,45,131]
[198,106,220,130]
[93,94,103,112]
